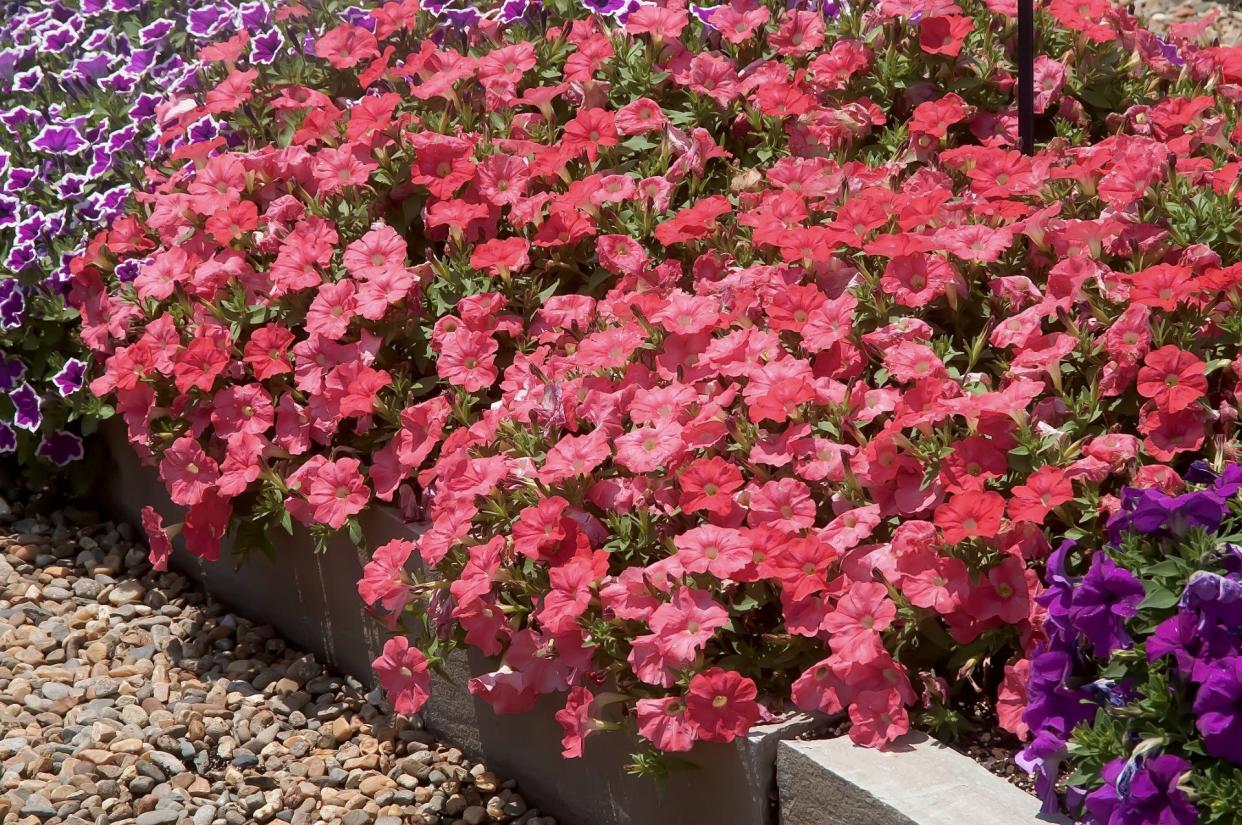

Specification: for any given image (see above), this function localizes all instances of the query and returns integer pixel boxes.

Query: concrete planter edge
[777,732,1073,825]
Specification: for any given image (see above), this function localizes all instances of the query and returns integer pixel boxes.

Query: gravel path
[1130,0,1242,42]
[0,499,547,825]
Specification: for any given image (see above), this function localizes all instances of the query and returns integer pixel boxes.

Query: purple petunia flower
[498,0,531,22]
[124,47,158,76]
[71,52,116,80]
[1215,464,1242,498]
[1148,610,1236,682]
[3,166,36,193]
[40,23,78,53]
[1068,553,1145,656]
[14,65,43,92]
[55,173,89,199]
[579,0,627,14]
[250,28,285,65]
[1193,657,1242,764]
[240,1,273,30]
[80,26,111,51]
[76,193,104,223]
[1181,571,1242,629]
[15,213,46,246]
[341,6,378,30]
[51,359,86,398]
[139,18,175,45]
[1107,487,1228,545]
[0,280,26,329]
[3,244,36,273]
[689,2,719,26]
[614,0,646,24]
[1084,754,1197,825]
[9,382,42,432]
[35,431,84,466]
[108,124,138,153]
[0,105,42,133]
[114,257,146,283]
[87,145,114,177]
[187,5,230,39]
[443,5,483,28]
[1021,649,1096,737]
[1156,36,1185,68]
[186,115,221,145]
[1016,730,1068,815]
[0,421,14,454]
[0,195,19,228]
[0,355,26,392]
[130,92,162,123]
[31,123,89,155]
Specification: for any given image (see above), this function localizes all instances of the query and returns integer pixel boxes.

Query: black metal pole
[1018,0,1035,155]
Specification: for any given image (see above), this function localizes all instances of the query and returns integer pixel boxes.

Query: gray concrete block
[778,733,1072,825]
[100,422,816,825]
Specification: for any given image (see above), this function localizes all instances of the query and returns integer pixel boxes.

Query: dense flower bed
[71,0,1242,791]
[1024,463,1242,824]
[0,0,296,474]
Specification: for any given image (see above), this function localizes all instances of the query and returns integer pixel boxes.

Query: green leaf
[1138,585,1179,611]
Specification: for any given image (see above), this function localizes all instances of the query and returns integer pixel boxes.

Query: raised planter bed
[100,423,816,825]
[777,732,1071,825]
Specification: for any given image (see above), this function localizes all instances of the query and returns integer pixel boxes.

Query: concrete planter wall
[101,423,816,825]
[777,732,1071,825]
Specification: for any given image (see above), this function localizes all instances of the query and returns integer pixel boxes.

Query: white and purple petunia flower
[15,213,46,246]
[87,145,114,177]
[108,124,138,153]
[130,92,162,123]
[186,115,222,144]
[31,123,89,155]
[342,6,379,30]
[72,53,117,81]
[40,23,79,54]
[0,105,43,133]
[82,26,114,50]
[139,18,176,46]
[0,280,26,329]
[54,173,89,200]
[3,167,36,193]
[498,0,531,22]
[240,0,273,30]
[187,5,231,39]
[14,65,43,92]
[9,382,42,432]
[578,0,629,15]
[3,244,36,273]
[124,47,158,76]
[0,195,20,228]
[0,355,26,393]
[51,359,87,398]
[0,422,15,455]
[250,28,285,65]
[444,5,483,28]
[114,257,147,283]
[35,431,85,466]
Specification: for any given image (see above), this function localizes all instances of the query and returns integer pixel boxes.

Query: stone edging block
[777,732,1072,825]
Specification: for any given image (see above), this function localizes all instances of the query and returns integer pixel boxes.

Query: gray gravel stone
[0,502,533,825]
